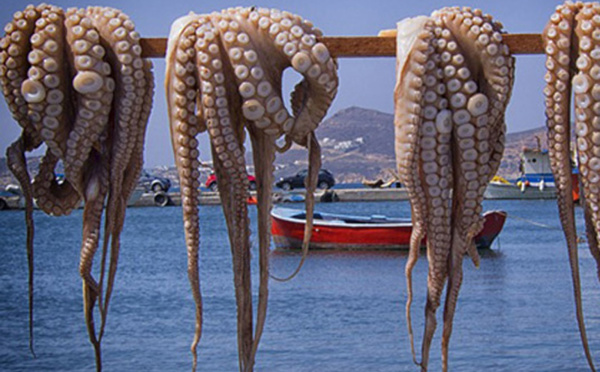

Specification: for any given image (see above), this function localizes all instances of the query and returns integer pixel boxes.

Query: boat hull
[484,182,556,200]
[271,208,506,251]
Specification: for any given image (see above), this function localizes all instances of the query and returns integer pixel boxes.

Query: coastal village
[0,106,549,193]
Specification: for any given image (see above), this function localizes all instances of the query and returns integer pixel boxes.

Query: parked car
[275,169,335,191]
[138,170,171,193]
[205,173,257,192]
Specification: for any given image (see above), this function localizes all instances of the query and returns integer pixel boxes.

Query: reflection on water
[0,199,599,371]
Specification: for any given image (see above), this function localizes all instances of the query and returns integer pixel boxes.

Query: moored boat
[484,147,580,201]
[271,207,507,251]
[484,180,557,200]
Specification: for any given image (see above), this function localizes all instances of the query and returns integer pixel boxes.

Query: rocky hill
[273,106,550,183]
[0,106,552,188]
[272,106,397,183]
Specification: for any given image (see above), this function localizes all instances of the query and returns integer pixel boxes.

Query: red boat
[271,207,507,251]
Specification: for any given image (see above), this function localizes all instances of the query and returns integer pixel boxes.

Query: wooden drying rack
[139,34,544,58]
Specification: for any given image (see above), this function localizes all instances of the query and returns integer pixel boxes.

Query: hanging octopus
[0,4,153,371]
[165,7,338,372]
[393,7,514,371]
[543,2,600,371]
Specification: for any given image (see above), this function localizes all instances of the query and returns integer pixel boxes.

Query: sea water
[1,199,599,371]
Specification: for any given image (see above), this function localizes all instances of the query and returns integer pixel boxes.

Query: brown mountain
[272,106,550,183]
[272,106,397,183]
[0,106,554,187]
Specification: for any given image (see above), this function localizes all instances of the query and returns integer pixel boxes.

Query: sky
[0,0,565,167]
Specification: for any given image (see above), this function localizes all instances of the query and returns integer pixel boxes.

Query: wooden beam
[140,33,544,59]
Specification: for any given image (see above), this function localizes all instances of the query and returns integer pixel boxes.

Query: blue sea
[1,199,600,371]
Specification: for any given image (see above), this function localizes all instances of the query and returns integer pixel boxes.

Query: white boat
[484,148,568,200]
[484,180,557,199]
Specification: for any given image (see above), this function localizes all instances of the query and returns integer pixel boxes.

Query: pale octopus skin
[165,7,338,372]
[0,4,153,372]
[394,7,514,371]
[543,2,600,371]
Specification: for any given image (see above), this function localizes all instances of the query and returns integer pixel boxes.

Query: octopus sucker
[543,3,600,371]
[1,6,153,371]
[394,7,513,371]
[166,8,337,371]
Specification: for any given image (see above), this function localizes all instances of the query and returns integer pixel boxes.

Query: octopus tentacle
[26,6,69,156]
[219,15,282,364]
[31,150,81,215]
[242,9,337,285]
[80,152,110,371]
[61,11,113,347]
[269,131,322,284]
[583,194,600,278]
[543,3,597,371]
[5,135,36,356]
[221,9,336,366]
[166,8,337,371]
[26,7,82,216]
[228,13,285,361]
[244,8,336,361]
[83,7,153,344]
[211,152,252,372]
[85,5,145,226]
[76,10,150,370]
[394,15,437,367]
[394,7,513,371]
[297,132,322,275]
[281,12,338,280]
[273,15,337,145]
[430,10,507,370]
[0,4,50,357]
[202,18,255,372]
[226,10,285,137]
[420,66,454,372]
[86,6,146,168]
[63,8,113,194]
[204,15,254,371]
[245,126,275,371]
[166,14,203,370]
[99,56,154,344]
[574,2,600,285]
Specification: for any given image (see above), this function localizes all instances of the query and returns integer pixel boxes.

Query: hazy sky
[0,0,564,167]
